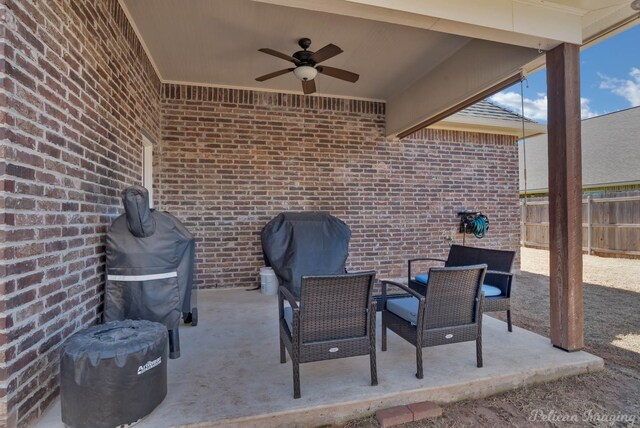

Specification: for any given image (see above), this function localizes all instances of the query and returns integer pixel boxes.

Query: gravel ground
[344,247,640,427]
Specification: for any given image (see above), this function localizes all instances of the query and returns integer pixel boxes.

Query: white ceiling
[120,0,638,134]
[121,0,471,99]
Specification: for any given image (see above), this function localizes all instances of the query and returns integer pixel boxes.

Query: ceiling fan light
[632,0,640,10]
[293,66,318,81]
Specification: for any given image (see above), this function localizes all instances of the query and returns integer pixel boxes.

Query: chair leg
[279,336,286,363]
[477,311,484,367]
[292,335,301,398]
[370,347,378,386]
[415,345,423,379]
[369,314,378,386]
[381,321,387,352]
[292,358,300,399]
[507,310,513,332]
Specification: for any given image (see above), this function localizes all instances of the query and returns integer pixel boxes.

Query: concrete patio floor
[37,288,603,428]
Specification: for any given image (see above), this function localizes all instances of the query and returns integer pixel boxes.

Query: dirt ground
[344,247,640,427]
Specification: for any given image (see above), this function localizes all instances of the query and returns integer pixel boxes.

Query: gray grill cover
[261,212,351,298]
[105,186,195,358]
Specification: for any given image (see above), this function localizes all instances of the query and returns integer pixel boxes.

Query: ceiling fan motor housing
[293,50,314,65]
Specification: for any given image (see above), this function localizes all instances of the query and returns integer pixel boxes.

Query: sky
[490,24,640,122]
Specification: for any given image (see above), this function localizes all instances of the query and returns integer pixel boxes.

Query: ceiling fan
[255,38,359,95]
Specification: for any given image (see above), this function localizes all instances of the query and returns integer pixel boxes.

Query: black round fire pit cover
[60,319,168,428]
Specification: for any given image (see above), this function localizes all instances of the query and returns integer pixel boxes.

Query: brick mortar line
[0,310,95,395]
[5,0,160,89]
[3,57,109,119]
[0,290,96,332]
[2,116,144,178]
[2,106,144,177]
[0,281,103,308]
[3,38,156,140]
[0,249,105,265]
[0,282,101,333]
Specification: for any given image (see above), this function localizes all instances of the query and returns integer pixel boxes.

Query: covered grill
[261,212,351,298]
[104,186,196,358]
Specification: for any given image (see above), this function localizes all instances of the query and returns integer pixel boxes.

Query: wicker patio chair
[407,245,515,331]
[279,271,377,399]
[382,265,486,379]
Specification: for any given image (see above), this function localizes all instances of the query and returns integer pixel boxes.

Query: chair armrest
[279,286,299,310]
[485,271,514,297]
[368,301,377,322]
[278,286,299,324]
[475,292,485,325]
[278,286,300,341]
[486,270,513,278]
[382,280,425,301]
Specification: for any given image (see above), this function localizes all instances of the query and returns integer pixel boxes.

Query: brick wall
[0,1,160,426]
[160,85,520,291]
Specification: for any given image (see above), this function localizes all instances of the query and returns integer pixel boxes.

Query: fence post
[520,199,526,246]
[587,195,592,255]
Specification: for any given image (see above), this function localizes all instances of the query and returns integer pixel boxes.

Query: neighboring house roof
[457,100,538,123]
[431,99,546,138]
[519,106,640,194]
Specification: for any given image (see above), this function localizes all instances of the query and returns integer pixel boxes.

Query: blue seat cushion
[386,297,419,325]
[415,274,429,285]
[482,284,503,297]
[414,274,503,297]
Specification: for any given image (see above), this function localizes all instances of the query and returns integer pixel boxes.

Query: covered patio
[35,289,603,428]
[1,0,639,427]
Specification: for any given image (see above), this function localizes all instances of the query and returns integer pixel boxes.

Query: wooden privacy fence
[521,195,640,258]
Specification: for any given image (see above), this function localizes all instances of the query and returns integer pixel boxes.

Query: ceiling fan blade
[302,79,316,95]
[317,66,359,83]
[255,68,294,82]
[258,48,299,64]
[310,44,343,64]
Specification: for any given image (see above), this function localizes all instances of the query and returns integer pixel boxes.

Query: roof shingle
[458,99,537,123]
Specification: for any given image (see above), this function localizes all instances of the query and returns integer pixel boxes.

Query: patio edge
[182,354,604,428]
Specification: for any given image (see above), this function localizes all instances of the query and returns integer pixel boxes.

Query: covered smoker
[105,186,196,358]
[261,212,351,298]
